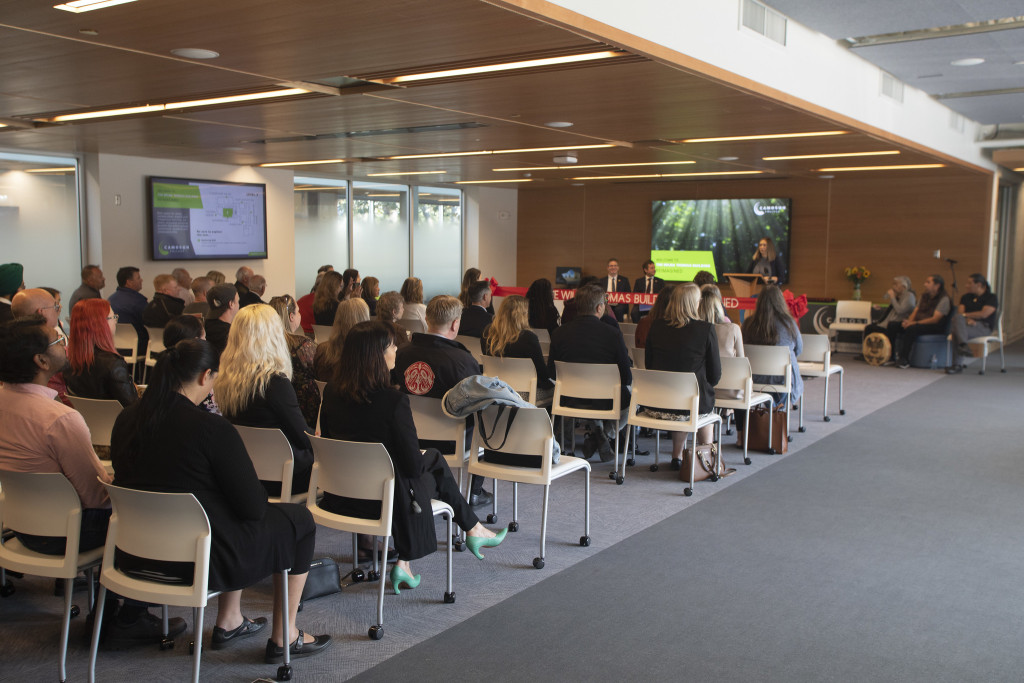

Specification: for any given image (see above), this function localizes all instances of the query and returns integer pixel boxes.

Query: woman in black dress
[319,321,506,594]
[644,283,722,470]
[216,305,313,497]
[481,295,553,404]
[525,278,560,333]
[110,339,331,662]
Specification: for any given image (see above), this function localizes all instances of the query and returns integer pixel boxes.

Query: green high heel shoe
[389,565,420,595]
[465,527,508,560]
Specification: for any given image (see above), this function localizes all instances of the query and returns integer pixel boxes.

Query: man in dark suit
[603,258,632,322]
[548,283,632,462]
[631,259,665,322]
[458,281,493,337]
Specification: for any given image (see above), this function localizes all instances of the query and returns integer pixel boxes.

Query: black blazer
[65,348,139,407]
[549,315,632,406]
[141,292,185,328]
[458,305,493,338]
[746,255,787,284]
[644,319,721,415]
[602,274,632,322]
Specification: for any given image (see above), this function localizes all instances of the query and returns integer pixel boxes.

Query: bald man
[11,288,62,330]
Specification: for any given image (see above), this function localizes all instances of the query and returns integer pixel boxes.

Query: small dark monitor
[555,266,582,288]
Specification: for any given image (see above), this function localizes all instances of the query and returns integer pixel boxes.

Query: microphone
[945,258,958,264]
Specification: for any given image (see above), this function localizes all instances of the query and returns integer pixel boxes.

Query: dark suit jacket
[458,305,493,338]
[644,318,721,415]
[548,314,632,405]
[631,275,665,322]
[602,274,632,321]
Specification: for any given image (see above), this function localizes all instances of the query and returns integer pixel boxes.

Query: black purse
[299,557,341,602]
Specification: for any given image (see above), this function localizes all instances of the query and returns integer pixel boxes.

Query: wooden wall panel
[517,172,992,306]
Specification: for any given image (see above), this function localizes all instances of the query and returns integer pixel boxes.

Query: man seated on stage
[0,316,186,647]
[604,258,631,322]
[946,273,998,374]
[458,281,493,337]
[631,259,664,322]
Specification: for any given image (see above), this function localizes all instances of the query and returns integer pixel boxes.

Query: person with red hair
[65,298,139,407]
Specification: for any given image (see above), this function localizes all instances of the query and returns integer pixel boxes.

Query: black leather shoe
[105,612,187,650]
[670,458,682,471]
[211,616,267,650]
[357,547,399,564]
[469,490,494,507]
[264,631,333,664]
[581,434,596,460]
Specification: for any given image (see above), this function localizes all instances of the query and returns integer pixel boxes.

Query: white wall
[88,153,296,299]
[463,186,518,288]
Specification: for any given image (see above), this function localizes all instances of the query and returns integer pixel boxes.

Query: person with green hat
[0,262,26,323]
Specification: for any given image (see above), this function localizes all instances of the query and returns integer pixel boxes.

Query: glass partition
[294,177,349,297]
[413,186,463,300]
[352,181,409,293]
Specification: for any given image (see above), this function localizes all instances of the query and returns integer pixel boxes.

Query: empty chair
[796,333,845,431]
[469,405,591,569]
[622,333,636,350]
[143,326,167,381]
[234,425,307,504]
[66,396,124,448]
[744,344,794,438]
[454,335,485,363]
[624,369,722,494]
[828,300,872,349]
[311,324,334,345]
[715,357,774,464]
[551,361,623,483]
[113,323,141,372]
[0,471,102,683]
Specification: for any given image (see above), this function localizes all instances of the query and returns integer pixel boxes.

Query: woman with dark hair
[644,284,721,470]
[525,278,560,332]
[634,282,676,350]
[110,339,332,662]
[269,295,321,429]
[65,298,138,407]
[163,314,205,347]
[376,291,410,344]
[399,277,426,327]
[481,295,553,403]
[319,321,506,594]
[895,274,951,369]
[459,268,481,308]
[746,236,786,284]
[312,270,344,326]
[340,268,361,301]
[360,276,380,316]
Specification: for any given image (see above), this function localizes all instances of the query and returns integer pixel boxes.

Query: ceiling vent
[880,72,905,103]
[742,0,787,46]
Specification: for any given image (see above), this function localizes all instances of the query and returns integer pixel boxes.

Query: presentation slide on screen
[651,250,717,282]
[151,179,266,259]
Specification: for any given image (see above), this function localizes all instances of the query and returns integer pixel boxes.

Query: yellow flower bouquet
[844,266,871,284]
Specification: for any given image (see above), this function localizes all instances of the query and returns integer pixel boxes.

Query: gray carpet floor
[1,345,1018,681]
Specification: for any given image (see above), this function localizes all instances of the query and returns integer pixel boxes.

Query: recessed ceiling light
[571,170,763,180]
[950,58,984,67]
[813,164,945,172]
[819,175,834,179]
[454,179,533,184]
[493,161,696,172]
[171,48,220,59]
[545,121,573,128]
[367,171,446,176]
[379,51,627,84]
[677,131,847,143]
[259,159,347,167]
[717,156,739,161]
[51,87,310,122]
[571,182,584,186]
[384,144,614,161]
[54,0,136,13]
[763,150,900,161]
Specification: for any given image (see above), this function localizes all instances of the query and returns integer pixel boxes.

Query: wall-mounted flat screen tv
[149,176,268,261]
[651,198,791,283]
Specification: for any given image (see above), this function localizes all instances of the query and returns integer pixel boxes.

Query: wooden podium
[723,273,764,297]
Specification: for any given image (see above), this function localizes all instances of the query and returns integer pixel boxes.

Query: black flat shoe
[670,458,682,471]
[211,616,267,650]
[264,631,333,663]
[469,490,494,507]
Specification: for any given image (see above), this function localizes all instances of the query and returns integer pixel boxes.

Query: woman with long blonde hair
[481,295,552,403]
[216,304,313,496]
[644,283,721,470]
[269,294,320,429]
[699,285,743,360]
[314,298,370,381]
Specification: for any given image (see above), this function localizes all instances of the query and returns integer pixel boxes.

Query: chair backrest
[797,334,832,370]
[144,326,166,357]
[455,335,484,362]
[66,396,124,448]
[832,301,872,330]
[717,356,753,395]
[538,340,550,357]
[745,344,792,392]
[622,333,635,349]
[529,327,551,343]
[629,345,646,370]
[114,323,140,362]
[307,436,394,536]
[233,425,295,499]
[397,317,426,335]
[0,471,82,540]
[628,368,700,416]
[407,395,468,457]
[102,483,211,599]
[311,324,333,345]
[481,355,539,402]
[472,405,555,478]
[619,322,637,336]
[551,361,621,419]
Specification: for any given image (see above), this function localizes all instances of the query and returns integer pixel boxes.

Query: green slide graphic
[153,183,204,209]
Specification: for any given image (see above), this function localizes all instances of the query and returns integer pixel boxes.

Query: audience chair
[968,312,1006,375]
[307,436,454,641]
[470,405,591,569]
[143,326,167,381]
[455,335,485,363]
[0,471,102,683]
[619,322,637,337]
[624,369,723,495]
[629,346,646,370]
[827,301,872,350]
[715,357,774,464]
[234,426,307,504]
[407,395,472,501]
[315,380,327,435]
[744,345,794,440]
[397,317,426,335]
[622,333,636,350]
[67,395,124,449]
[537,340,550,358]
[311,324,333,345]
[797,334,846,431]
[481,355,546,407]
[551,361,623,483]
[529,327,551,344]
[113,323,141,374]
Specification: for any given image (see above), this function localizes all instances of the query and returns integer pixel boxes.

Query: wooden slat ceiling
[0,0,991,185]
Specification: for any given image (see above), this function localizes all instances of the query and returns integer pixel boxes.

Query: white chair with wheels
[967,312,1006,375]
[66,396,124,448]
[714,357,774,464]
[529,327,551,344]
[143,326,167,381]
[407,395,472,499]
[482,354,547,407]
[797,334,845,431]
[744,345,794,443]
[827,301,872,351]
[315,380,327,435]
[469,405,591,569]
[619,322,637,336]
[307,436,454,642]
[0,471,102,683]
[551,361,623,483]
[397,317,426,335]
[114,323,141,374]
[455,335,484,363]
[311,324,333,345]
[629,346,646,370]
[623,369,722,495]
[233,425,307,504]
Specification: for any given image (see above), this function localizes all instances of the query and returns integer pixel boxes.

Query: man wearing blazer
[631,259,665,322]
[604,258,632,322]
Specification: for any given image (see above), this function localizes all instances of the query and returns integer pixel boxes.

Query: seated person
[313,298,370,382]
[481,295,553,405]
[946,273,998,374]
[204,283,240,361]
[864,276,916,355]
[895,274,950,369]
[525,278,560,333]
[141,274,186,328]
[269,295,321,429]
[312,271,343,326]
[458,281,493,337]
[64,298,138,407]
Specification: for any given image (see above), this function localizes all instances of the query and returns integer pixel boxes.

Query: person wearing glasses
[64,298,139,407]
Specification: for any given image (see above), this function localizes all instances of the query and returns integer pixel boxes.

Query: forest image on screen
[651,198,790,282]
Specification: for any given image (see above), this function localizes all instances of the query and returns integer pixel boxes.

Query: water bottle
[929,354,937,370]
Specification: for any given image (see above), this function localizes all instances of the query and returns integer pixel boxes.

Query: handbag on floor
[678,443,735,482]
[747,404,788,454]
[299,557,341,602]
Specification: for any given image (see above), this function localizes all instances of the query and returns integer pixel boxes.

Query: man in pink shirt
[0,315,185,647]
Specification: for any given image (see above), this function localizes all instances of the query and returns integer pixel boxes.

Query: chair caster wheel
[710,473,719,482]
[580,536,591,547]
[160,637,174,651]
[744,457,752,465]
[70,605,80,618]
[649,464,658,472]
[823,416,831,423]
[615,475,624,485]
[0,581,13,597]
[351,568,365,582]
[607,472,616,480]
[508,521,519,532]
[188,640,194,654]
[486,513,497,524]
[368,625,384,640]
[443,591,456,604]
[454,540,464,552]
[626,458,635,466]
[533,557,545,569]
[367,570,380,582]
[1001,369,1007,373]
[277,664,293,681]
[840,409,847,414]
[684,488,693,496]
[799,426,807,432]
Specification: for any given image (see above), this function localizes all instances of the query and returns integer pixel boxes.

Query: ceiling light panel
[813,164,945,172]
[54,0,136,12]
[374,50,629,84]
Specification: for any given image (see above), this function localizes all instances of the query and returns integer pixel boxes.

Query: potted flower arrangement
[844,266,870,300]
